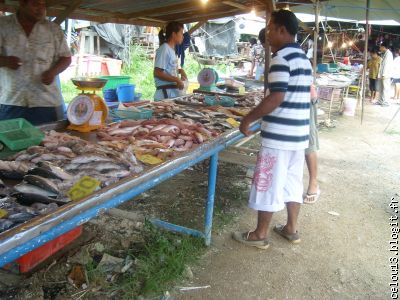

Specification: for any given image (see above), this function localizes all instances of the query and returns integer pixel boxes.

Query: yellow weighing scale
[67,78,109,132]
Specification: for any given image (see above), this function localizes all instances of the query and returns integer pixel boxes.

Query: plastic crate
[110,108,153,121]
[0,118,44,151]
[16,226,82,273]
[204,95,235,107]
[98,75,131,92]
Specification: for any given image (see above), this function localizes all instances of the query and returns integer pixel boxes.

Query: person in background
[367,48,382,103]
[376,42,393,106]
[247,36,265,80]
[303,83,320,204]
[0,0,71,125]
[233,10,312,249]
[392,49,400,101]
[153,22,187,101]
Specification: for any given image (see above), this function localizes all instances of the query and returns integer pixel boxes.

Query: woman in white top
[153,22,188,101]
[392,49,400,100]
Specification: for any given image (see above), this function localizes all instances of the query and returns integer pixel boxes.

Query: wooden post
[313,0,320,83]
[264,0,275,93]
[361,0,370,124]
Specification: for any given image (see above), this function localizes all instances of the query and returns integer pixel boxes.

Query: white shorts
[248,147,305,212]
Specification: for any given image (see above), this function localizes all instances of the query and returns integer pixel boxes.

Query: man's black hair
[249,37,257,46]
[271,9,299,36]
[380,41,388,48]
[258,28,265,45]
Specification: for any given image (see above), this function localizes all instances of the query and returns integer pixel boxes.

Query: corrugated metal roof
[0,0,317,26]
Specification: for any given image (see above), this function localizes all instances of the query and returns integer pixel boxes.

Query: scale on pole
[197,68,219,92]
[67,78,109,133]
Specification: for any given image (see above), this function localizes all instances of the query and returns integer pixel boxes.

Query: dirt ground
[1,102,399,300]
[173,103,400,300]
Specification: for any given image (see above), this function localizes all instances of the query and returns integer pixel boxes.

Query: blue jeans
[0,104,65,125]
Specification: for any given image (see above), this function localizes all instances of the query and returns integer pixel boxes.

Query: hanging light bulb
[250,7,256,17]
[327,41,333,48]
[201,0,208,4]
[341,42,347,48]
[348,41,354,46]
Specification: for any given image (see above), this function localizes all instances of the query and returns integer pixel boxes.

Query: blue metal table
[0,122,260,268]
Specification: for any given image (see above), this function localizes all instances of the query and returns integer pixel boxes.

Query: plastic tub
[343,97,357,116]
[98,75,131,92]
[103,89,118,102]
[117,84,135,103]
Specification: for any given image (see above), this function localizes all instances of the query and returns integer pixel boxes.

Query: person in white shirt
[0,0,71,125]
[392,49,400,101]
[376,42,393,106]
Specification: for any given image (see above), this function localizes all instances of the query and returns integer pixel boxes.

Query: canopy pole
[361,0,370,124]
[313,0,320,83]
[264,0,276,94]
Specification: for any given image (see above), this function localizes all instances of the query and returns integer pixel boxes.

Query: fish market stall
[0,94,262,269]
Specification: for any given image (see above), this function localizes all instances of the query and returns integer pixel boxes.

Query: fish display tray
[110,109,153,121]
[0,118,44,151]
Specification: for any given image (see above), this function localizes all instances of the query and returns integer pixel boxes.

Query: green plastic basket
[204,95,235,107]
[0,118,44,151]
[98,76,131,92]
[111,108,153,120]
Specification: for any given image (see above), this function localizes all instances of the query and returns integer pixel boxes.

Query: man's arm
[42,56,71,85]
[0,56,22,69]
[239,92,285,136]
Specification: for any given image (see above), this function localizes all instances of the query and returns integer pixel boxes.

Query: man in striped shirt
[233,10,312,249]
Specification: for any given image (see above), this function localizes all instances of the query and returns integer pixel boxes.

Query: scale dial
[67,95,95,125]
[198,68,218,87]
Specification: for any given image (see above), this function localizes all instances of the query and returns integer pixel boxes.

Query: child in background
[367,48,382,103]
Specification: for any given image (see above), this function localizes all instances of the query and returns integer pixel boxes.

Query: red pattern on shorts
[252,152,277,192]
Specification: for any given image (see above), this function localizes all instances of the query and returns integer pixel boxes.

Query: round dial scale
[197,68,218,87]
[67,95,95,125]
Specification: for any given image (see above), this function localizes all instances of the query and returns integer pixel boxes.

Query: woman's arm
[154,68,184,89]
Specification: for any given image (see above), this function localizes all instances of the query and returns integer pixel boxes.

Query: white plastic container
[343,97,357,116]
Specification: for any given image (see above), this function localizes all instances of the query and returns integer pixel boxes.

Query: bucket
[117,84,135,103]
[103,89,118,102]
[343,97,357,116]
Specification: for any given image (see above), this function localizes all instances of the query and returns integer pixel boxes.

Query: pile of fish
[0,178,59,233]
[0,131,145,233]
[97,118,218,160]
[235,91,264,107]
[142,101,246,132]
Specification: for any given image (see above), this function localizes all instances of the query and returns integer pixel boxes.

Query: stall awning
[292,0,400,23]
[0,0,317,26]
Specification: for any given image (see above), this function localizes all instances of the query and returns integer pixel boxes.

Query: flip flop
[232,231,270,250]
[273,224,301,244]
[303,188,321,204]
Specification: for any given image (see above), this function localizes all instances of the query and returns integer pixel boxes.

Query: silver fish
[0,160,30,180]
[71,155,114,164]
[26,146,47,155]
[31,202,58,215]
[79,162,126,172]
[24,175,60,194]
[8,212,37,223]
[14,192,67,206]
[37,161,73,181]
[0,219,14,233]
[14,183,58,198]
[102,169,131,178]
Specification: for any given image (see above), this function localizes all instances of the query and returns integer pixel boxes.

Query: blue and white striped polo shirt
[261,43,312,151]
